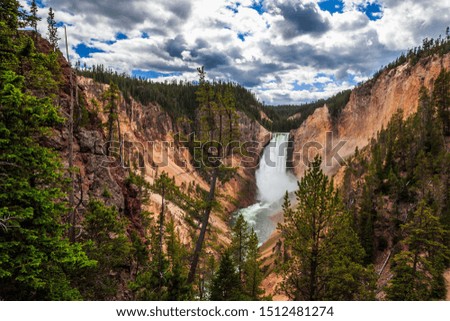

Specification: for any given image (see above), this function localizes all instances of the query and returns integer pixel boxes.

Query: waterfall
[235,133,298,244]
[256,133,298,203]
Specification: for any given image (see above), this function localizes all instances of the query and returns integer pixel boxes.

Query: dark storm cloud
[165,35,187,58]
[193,51,230,69]
[187,38,236,69]
[48,0,147,27]
[47,0,192,33]
[276,2,331,39]
[167,1,192,20]
[211,62,283,88]
[260,41,335,68]
[135,62,193,74]
[257,28,399,78]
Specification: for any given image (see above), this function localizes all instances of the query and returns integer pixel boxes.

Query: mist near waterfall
[255,133,298,204]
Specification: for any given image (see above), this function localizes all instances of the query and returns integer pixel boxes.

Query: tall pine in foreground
[131,173,192,301]
[188,67,239,284]
[231,214,250,281]
[47,7,59,51]
[29,0,40,38]
[0,71,94,299]
[387,202,449,300]
[243,228,264,300]
[75,200,132,300]
[210,216,264,301]
[210,250,242,301]
[279,156,375,300]
[0,2,96,299]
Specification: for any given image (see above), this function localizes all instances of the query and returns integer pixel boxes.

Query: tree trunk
[65,26,76,243]
[107,106,114,157]
[116,115,122,165]
[159,185,165,288]
[187,167,218,284]
[238,233,242,281]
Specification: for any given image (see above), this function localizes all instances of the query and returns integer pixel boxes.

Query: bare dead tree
[64,26,76,243]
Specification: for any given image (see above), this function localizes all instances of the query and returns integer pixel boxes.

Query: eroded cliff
[290,53,450,179]
[53,74,270,252]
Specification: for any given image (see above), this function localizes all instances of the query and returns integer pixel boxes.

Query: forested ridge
[340,69,450,299]
[78,64,355,133]
[78,65,263,124]
[274,69,449,300]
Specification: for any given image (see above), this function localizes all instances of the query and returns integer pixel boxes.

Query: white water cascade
[234,133,298,244]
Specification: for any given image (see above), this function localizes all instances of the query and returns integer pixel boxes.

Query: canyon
[42,33,450,298]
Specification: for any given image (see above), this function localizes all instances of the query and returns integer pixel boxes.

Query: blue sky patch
[27,0,45,8]
[116,32,128,40]
[249,0,265,15]
[132,70,182,79]
[141,32,150,39]
[75,43,105,58]
[293,81,312,91]
[237,32,249,41]
[104,32,129,45]
[293,81,330,92]
[226,5,239,14]
[358,2,383,21]
[318,0,344,15]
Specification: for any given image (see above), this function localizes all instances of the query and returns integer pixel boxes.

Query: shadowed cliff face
[290,53,450,179]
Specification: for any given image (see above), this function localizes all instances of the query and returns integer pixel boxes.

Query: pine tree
[76,200,132,300]
[433,69,450,135]
[0,2,95,299]
[231,214,250,281]
[210,250,242,301]
[130,172,193,301]
[195,247,217,300]
[131,218,192,301]
[164,219,192,300]
[102,82,120,157]
[358,183,377,264]
[0,70,94,300]
[0,0,24,70]
[151,171,177,292]
[47,7,59,51]
[243,228,264,300]
[187,67,240,284]
[222,85,239,143]
[0,0,27,30]
[131,222,170,300]
[387,201,449,300]
[29,0,40,38]
[279,156,375,300]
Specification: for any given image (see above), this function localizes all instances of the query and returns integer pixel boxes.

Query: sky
[22,0,450,105]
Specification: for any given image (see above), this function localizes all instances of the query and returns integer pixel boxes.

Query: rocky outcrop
[290,53,450,178]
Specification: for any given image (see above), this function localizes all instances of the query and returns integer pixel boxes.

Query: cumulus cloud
[20,0,450,105]
[268,0,331,38]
